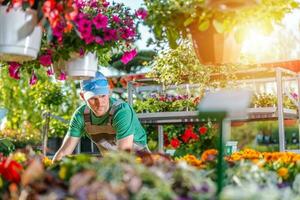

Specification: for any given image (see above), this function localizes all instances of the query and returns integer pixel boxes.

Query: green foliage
[133,95,199,113]
[0,138,15,156]
[0,66,79,141]
[147,41,238,92]
[144,0,299,48]
[109,50,156,74]
[250,93,297,109]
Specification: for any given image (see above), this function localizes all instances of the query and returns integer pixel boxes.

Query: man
[52,71,148,162]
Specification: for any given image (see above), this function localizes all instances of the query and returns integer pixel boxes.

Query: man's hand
[52,135,80,163]
[117,134,133,151]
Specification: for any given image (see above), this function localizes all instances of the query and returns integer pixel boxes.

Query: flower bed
[1,148,300,199]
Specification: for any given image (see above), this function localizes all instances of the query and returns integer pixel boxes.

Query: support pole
[158,125,164,153]
[276,68,285,152]
[42,112,50,156]
[297,73,300,149]
[127,82,133,106]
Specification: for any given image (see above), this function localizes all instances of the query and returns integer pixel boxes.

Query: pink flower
[47,67,54,76]
[74,13,88,24]
[79,28,92,38]
[29,71,38,85]
[58,71,67,81]
[79,48,85,56]
[52,23,64,41]
[112,15,121,23]
[102,1,109,7]
[121,49,137,64]
[39,55,52,67]
[78,19,92,33]
[8,62,21,80]
[92,14,108,29]
[103,29,118,41]
[121,28,136,40]
[135,8,148,20]
[84,35,95,44]
[95,36,104,45]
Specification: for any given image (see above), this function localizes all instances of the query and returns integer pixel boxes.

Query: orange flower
[201,149,218,162]
[277,167,289,179]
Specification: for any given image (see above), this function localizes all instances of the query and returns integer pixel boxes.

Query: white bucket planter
[67,52,98,80]
[0,6,42,62]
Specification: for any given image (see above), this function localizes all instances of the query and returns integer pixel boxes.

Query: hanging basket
[206,0,259,10]
[189,23,241,65]
[0,6,42,62]
[66,52,98,80]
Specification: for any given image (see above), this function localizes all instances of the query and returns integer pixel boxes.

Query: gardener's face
[87,95,109,116]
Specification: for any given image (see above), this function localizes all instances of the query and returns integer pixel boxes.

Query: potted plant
[0,0,146,83]
[0,0,43,62]
[143,0,299,64]
[42,0,146,79]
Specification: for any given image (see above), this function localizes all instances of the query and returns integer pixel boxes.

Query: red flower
[182,128,198,143]
[8,62,21,80]
[0,159,23,183]
[199,126,208,135]
[163,133,170,147]
[170,138,180,149]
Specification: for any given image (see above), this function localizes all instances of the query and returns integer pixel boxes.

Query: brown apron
[83,100,148,155]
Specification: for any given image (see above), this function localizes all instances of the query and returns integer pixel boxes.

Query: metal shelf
[137,107,298,124]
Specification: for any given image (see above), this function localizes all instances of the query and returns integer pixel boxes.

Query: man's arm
[52,135,80,163]
[117,134,133,151]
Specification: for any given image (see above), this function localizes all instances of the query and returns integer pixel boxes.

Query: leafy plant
[147,41,238,92]
[0,66,79,141]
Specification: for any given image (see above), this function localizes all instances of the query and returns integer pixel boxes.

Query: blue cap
[81,71,109,100]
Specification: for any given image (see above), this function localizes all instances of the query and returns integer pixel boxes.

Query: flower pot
[189,23,241,65]
[67,52,98,80]
[206,0,258,10]
[0,6,42,62]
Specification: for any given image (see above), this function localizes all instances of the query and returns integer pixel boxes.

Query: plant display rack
[127,67,300,153]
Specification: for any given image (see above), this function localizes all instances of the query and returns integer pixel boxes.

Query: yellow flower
[136,157,142,163]
[59,166,67,180]
[11,152,26,163]
[43,157,52,168]
[277,167,289,179]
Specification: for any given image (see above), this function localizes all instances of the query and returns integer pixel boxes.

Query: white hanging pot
[67,52,98,80]
[0,6,42,62]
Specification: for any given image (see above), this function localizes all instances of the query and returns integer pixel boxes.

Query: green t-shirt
[67,97,147,145]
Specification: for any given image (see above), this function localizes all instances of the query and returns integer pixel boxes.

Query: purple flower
[121,49,137,64]
[135,8,148,20]
[58,71,67,81]
[39,55,52,67]
[95,36,104,45]
[92,13,108,29]
[112,15,121,23]
[8,62,21,80]
[29,71,38,85]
